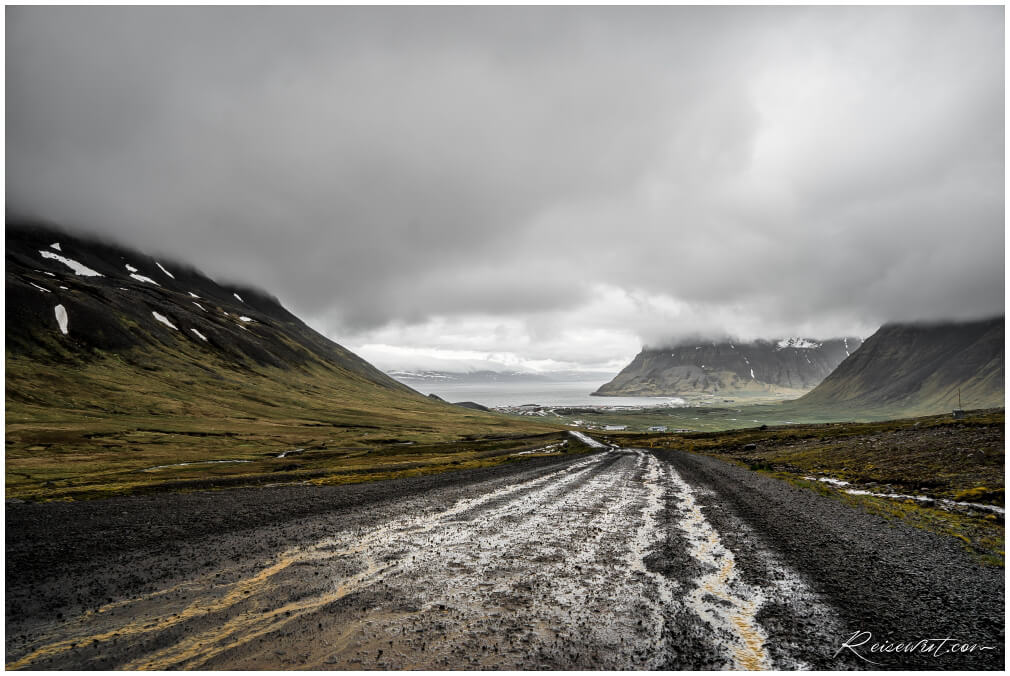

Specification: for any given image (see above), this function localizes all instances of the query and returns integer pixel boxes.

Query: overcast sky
[7,6,1005,373]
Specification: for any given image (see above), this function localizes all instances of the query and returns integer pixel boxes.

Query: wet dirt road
[6,446,1003,670]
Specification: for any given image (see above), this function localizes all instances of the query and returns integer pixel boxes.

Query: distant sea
[398,379,686,408]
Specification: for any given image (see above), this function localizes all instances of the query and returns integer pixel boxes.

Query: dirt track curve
[6,446,1004,670]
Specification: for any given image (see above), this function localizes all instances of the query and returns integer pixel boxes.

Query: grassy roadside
[5,350,568,501]
[6,431,593,502]
[612,409,1005,565]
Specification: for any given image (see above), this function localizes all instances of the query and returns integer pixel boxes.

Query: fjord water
[398,378,687,408]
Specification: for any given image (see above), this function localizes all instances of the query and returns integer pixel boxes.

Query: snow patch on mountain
[130,273,161,286]
[152,312,177,330]
[155,262,175,279]
[39,251,102,277]
[54,305,69,334]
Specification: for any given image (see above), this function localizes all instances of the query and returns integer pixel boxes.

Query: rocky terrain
[595,337,861,398]
[6,435,1003,670]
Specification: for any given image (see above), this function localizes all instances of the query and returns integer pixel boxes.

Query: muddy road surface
[6,446,1004,669]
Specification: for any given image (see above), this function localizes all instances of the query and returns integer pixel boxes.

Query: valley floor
[6,445,1004,670]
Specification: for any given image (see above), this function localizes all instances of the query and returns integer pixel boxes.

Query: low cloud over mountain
[7,7,1004,370]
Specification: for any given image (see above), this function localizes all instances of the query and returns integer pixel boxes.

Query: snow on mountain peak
[776,337,821,350]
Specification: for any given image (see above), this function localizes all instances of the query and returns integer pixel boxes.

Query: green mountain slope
[6,222,558,500]
[794,317,1004,415]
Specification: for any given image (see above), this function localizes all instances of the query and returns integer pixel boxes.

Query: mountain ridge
[794,317,1004,414]
[5,221,558,500]
[594,336,862,398]
[6,221,408,391]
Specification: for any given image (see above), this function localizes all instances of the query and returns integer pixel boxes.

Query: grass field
[5,349,565,501]
[551,400,908,434]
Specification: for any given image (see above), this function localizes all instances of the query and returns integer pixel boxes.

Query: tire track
[6,452,615,670]
[7,446,842,670]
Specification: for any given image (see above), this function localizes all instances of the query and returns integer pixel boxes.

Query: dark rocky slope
[6,221,407,390]
[595,337,861,397]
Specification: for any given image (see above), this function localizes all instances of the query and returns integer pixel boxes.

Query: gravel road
[6,446,1004,670]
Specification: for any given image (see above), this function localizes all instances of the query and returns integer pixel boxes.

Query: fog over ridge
[7,6,1004,372]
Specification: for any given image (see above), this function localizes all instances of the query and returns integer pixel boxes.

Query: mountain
[5,222,555,500]
[8,223,411,389]
[594,337,862,398]
[794,317,1004,414]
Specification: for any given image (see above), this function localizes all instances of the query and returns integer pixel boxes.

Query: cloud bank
[7,6,1004,371]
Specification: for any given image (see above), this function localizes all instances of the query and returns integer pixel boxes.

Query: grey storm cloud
[6,6,1005,368]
